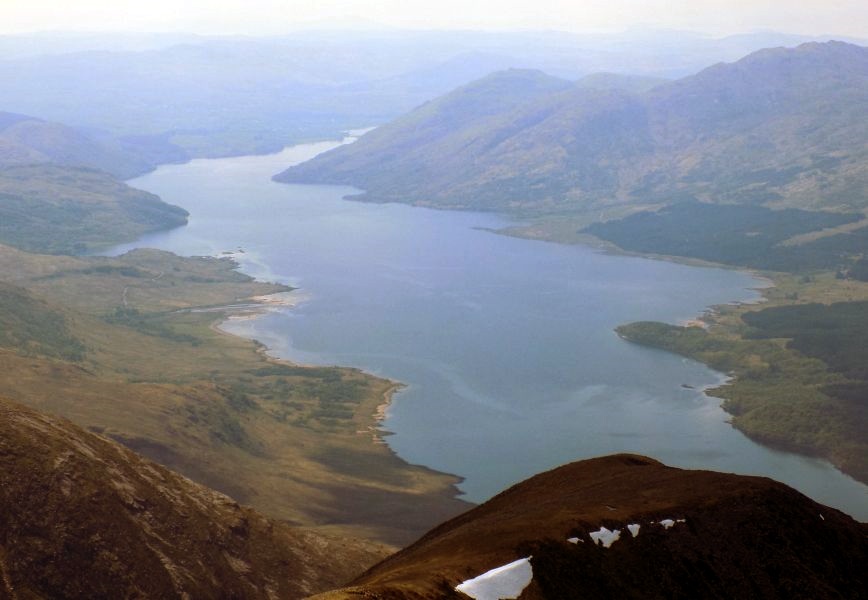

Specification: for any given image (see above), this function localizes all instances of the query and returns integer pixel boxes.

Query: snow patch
[589,527,621,548]
[659,518,686,529]
[455,557,533,600]
[627,523,641,538]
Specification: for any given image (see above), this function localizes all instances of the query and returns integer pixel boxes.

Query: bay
[108,134,868,520]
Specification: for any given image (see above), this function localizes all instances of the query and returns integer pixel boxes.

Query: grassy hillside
[0,281,85,361]
[0,244,470,545]
[0,164,188,254]
[279,42,868,216]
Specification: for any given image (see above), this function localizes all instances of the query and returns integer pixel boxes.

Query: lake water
[110,135,868,520]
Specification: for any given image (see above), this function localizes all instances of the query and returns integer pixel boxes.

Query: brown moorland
[316,454,868,599]
[0,396,390,599]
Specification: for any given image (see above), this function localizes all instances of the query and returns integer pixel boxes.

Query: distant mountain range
[278,41,868,216]
[0,30,863,158]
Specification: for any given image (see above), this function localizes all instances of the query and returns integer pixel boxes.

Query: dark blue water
[109,136,868,520]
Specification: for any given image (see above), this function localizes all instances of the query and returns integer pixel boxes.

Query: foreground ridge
[314,454,868,599]
[0,397,388,599]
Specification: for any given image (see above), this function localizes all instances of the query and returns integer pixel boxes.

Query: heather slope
[275,69,573,207]
[0,396,389,599]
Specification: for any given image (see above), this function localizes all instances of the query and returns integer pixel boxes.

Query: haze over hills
[276,39,868,489]
[0,110,190,254]
[0,31,203,59]
[278,41,868,215]
[0,30,863,158]
[1,24,867,599]
[0,111,181,179]
[317,455,868,599]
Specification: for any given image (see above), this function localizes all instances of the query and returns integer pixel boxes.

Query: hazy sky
[1,0,866,37]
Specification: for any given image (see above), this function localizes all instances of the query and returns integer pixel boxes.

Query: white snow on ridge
[571,518,685,547]
[589,527,621,548]
[455,557,533,600]
[658,518,686,529]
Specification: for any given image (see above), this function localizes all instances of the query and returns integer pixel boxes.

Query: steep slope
[0,396,389,599]
[641,41,868,208]
[0,164,188,254]
[275,69,572,206]
[573,71,668,93]
[315,454,868,599]
[278,41,868,214]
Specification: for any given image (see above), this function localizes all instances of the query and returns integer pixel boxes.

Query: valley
[1,22,867,598]
[271,41,868,506]
[102,139,868,520]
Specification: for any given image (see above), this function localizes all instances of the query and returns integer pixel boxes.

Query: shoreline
[135,140,865,511]
[366,381,406,446]
[205,257,441,474]
[503,224,868,495]
[209,219,789,477]
[209,240,788,496]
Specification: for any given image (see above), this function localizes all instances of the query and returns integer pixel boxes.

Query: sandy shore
[219,290,312,322]
[677,317,710,329]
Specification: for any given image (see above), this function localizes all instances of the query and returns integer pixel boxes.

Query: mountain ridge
[315,454,868,599]
[276,41,868,215]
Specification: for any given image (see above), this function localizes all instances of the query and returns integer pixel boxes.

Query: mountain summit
[315,454,868,599]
